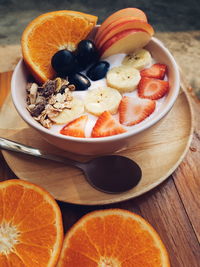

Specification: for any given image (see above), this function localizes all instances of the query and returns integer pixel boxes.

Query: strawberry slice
[92,111,126,138]
[119,96,156,126]
[140,63,167,79]
[138,77,169,100]
[60,115,88,138]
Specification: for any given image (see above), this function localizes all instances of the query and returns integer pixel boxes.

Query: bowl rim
[11,37,180,144]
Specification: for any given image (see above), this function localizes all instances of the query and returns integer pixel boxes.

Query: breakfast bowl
[11,17,180,156]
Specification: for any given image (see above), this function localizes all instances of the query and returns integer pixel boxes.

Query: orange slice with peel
[21,10,98,84]
[0,179,63,267]
[58,209,170,267]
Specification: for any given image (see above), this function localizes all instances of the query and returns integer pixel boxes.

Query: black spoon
[0,137,142,194]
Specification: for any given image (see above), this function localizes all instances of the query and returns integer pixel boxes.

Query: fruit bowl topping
[119,96,156,126]
[60,115,88,138]
[87,61,110,81]
[51,50,78,77]
[106,66,141,93]
[122,49,152,70]
[23,8,170,138]
[138,77,169,100]
[95,8,154,59]
[84,87,122,116]
[68,73,91,91]
[26,78,77,128]
[75,40,99,69]
[140,63,168,79]
[91,111,126,137]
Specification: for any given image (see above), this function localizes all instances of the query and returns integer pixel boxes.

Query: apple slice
[95,16,146,45]
[95,8,147,42]
[96,18,154,49]
[100,29,151,59]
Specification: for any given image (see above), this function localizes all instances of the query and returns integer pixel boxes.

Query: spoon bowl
[83,155,142,193]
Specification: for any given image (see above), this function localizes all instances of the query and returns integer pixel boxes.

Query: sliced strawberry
[138,77,169,100]
[140,63,167,79]
[60,115,88,138]
[119,96,156,126]
[92,111,126,138]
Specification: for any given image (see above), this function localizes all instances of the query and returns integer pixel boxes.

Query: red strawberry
[140,63,167,79]
[92,111,126,138]
[60,115,88,138]
[138,77,169,100]
[119,96,156,126]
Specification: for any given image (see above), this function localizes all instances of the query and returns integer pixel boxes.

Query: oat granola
[26,78,75,128]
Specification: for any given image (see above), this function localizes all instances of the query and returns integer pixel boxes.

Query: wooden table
[0,70,200,266]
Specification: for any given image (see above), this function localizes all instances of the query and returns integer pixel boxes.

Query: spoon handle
[0,137,84,169]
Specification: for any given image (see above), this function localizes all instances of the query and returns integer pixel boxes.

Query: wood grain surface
[0,71,200,266]
[0,71,12,108]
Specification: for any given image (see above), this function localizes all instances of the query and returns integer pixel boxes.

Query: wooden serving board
[0,72,193,205]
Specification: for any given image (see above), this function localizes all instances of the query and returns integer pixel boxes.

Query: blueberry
[75,40,99,69]
[51,50,78,76]
[68,73,91,91]
[87,61,110,81]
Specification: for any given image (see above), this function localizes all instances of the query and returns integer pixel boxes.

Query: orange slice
[21,10,98,84]
[0,179,63,267]
[58,209,170,267]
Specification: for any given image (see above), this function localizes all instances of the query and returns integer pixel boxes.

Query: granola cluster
[26,78,75,128]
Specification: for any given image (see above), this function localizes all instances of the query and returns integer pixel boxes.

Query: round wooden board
[1,91,193,205]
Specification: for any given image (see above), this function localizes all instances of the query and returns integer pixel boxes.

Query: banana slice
[51,97,84,124]
[84,87,122,116]
[106,66,141,93]
[122,49,152,70]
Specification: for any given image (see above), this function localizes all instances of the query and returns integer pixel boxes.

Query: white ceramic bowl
[11,37,180,155]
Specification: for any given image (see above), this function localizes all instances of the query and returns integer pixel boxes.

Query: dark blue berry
[51,50,78,76]
[68,73,91,91]
[87,61,110,81]
[75,40,99,69]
